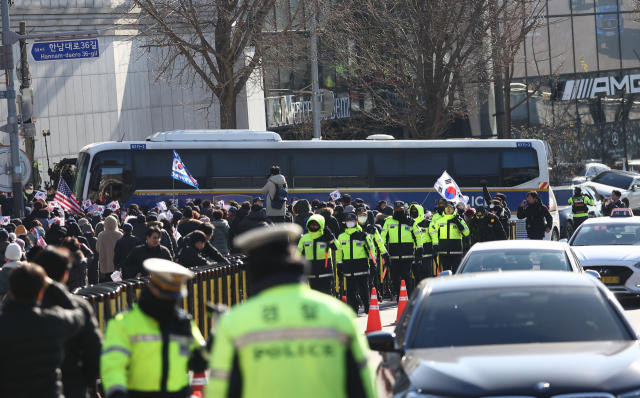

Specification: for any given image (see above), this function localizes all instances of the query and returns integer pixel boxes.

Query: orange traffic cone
[365,288,382,333]
[391,280,408,325]
[191,371,208,394]
[342,296,347,304]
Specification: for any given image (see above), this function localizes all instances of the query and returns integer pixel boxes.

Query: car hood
[572,245,640,265]
[404,341,640,397]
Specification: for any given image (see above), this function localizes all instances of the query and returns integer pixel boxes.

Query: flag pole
[172,148,175,207]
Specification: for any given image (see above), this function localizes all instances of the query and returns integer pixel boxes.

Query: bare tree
[123,0,318,129]
[322,0,545,139]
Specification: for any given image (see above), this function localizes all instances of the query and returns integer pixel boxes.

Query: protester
[235,204,273,236]
[123,226,173,277]
[261,165,288,223]
[82,224,100,285]
[96,216,123,282]
[146,214,176,259]
[34,247,103,398]
[0,230,11,262]
[45,221,68,246]
[210,209,229,255]
[0,243,24,299]
[0,264,85,398]
[113,223,142,279]
[293,199,313,232]
[228,201,251,252]
[517,191,552,240]
[177,231,212,267]
[59,237,91,290]
[132,214,147,240]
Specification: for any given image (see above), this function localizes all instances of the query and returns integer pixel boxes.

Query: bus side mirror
[89,169,102,191]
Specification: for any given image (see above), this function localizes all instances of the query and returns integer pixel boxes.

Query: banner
[434,171,469,204]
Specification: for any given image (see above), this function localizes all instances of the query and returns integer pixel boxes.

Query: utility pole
[493,17,507,139]
[310,13,321,140]
[19,21,35,188]
[1,0,23,217]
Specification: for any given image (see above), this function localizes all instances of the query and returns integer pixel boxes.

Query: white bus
[73,130,555,237]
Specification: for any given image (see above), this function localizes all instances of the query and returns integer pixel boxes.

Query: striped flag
[29,227,47,248]
[54,179,83,214]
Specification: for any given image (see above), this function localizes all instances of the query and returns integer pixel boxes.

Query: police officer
[356,207,390,289]
[101,259,208,398]
[409,204,433,281]
[337,212,376,315]
[430,201,470,273]
[206,224,375,398]
[381,201,422,300]
[295,215,339,296]
[568,186,594,230]
[486,202,508,241]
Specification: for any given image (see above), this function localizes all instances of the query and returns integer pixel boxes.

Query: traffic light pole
[2,0,24,217]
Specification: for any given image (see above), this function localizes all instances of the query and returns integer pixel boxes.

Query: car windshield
[590,172,633,190]
[412,286,631,349]
[572,223,640,246]
[553,189,573,206]
[576,166,588,176]
[460,249,572,273]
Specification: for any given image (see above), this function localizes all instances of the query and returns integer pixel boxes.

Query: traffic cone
[342,296,347,304]
[365,288,382,333]
[391,280,408,325]
[191,371,208,394]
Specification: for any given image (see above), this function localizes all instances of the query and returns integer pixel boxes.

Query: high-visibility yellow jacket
[568,195,594,218]
[337,225,375,276]
[381,217,421,259]
[430,213,470,254]
[100,304,205,397]
[296,215,340,278]
[206,283,376,398]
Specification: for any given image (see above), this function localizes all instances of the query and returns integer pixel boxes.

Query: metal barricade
[72,256,248,335]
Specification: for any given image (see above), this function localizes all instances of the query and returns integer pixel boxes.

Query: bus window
[73,152,90,199]
[88,151,131,204]
[133,150,207,190]
[293,150,368,188]
[372,150,447,188]
[502,149,540,187]
[452,151,500,187]
[211,151,288,188]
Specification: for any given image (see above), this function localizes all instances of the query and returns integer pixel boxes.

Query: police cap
[394,201,405,210]
[435,198,447,206]
[144,258,195,299]
[345,212,358,221]
[356,207,368,216]
[476,205,486,214]
[446,201,456,208]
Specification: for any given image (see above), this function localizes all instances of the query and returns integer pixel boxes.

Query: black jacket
[182,232,229,264]
[602,199,625,216]
[0,282,85,398]
[228,208,250,252]
[83,232,100,285]
[177,220,201,239]
[42,287,102,398]
[294,212,314,233]
[517,199,553,238]
[45,224,68,246]
[113,233,142,278]
[67,250,89,291]
[132,222,147,241]
[317,208,340,237]
[177,244,211,268]
[123,243,172,277]
[236,210,273,236]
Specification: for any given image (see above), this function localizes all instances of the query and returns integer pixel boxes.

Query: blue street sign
[30,39,99,62]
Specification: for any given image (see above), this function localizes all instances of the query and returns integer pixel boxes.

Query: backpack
[270,181,288,210]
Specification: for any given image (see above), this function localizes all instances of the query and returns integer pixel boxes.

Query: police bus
[73,130,554,237]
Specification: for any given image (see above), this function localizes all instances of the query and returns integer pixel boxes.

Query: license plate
[605,31,615,36]
[602,276,620,284]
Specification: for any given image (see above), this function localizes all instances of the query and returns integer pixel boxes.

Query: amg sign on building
[556,75,640,100]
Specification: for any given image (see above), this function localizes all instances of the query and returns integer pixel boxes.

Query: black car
[368,271,640,398]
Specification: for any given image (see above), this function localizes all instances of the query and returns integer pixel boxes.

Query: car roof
[581,216,640,225]
[468,240,570,252]
[601,170,640,177]
[423,271,598,294]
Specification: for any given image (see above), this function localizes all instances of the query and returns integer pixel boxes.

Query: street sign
[30,38,99,62]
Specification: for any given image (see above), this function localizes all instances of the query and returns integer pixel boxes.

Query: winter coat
[41,288,102,398]
[235,209,273,237]
[113,233,142,278]
[147,221,176,259]
[132,222,147,241]
[0,282,85,398]
[65,222,83,238]
[210,219,230,255]
[45,224,67,246]
[32,209,51,233]
[261,173,288,217]
[83,232,100,285]
[200,207,213,218]
[0,260,22,299]
[228,208,250,252]
[177,219,202,239]
[123,243,172,277]
[176,244,211,268]
[95,216,123,274]
[66,250,89,291]
[517,199,553,239]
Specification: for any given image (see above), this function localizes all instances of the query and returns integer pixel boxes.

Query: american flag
[29,227,47,248]
[87,203,99,214]
[55,179,83,214]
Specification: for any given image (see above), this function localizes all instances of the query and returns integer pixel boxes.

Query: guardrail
[72,256,247,338]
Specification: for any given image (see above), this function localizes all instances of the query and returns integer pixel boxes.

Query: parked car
[368,271,639,398]
[570,215,640,297]
[582,170,640,212]
[553,185,602,238]
[559,162,610,186]
[455,240,584,274]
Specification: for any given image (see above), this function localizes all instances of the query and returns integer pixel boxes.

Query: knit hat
[78,218,89,227]
[5,243,22,261]
[15,225,27,236]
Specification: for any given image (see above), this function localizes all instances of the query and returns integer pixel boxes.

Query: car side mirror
[366,331,398,352]
[632,185,638,192]
[438,270,453,277]
[559,238,568,243]
[585,270,601,280]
